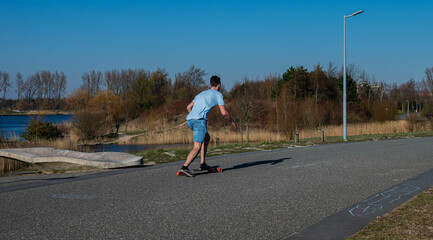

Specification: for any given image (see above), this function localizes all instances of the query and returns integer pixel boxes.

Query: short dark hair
[210,75,221,87]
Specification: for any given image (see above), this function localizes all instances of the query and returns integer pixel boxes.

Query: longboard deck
[176,167,222,176]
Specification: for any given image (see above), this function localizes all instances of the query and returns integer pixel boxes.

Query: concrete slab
[0,147,143,169]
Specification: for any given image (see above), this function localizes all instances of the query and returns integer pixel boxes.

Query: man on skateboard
[179,75,237,177]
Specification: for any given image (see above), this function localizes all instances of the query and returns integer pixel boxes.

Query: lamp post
[343,10,363,141]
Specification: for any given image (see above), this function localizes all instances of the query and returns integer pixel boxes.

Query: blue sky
[1,0,432,98]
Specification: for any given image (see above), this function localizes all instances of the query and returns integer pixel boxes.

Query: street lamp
[343,10,363,141]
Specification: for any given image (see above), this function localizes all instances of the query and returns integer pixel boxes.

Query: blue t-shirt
[186,89,225,120]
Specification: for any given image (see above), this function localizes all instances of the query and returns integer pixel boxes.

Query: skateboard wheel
[217,168,223,172]
[176,171,181,176]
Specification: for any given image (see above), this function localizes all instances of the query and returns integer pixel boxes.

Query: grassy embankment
[133,130,433,164]
[348,186,433,239]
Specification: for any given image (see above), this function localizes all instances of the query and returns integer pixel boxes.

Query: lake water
[0,114,73,140]
[0,114,190,153]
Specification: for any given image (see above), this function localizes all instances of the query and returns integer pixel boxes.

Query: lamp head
[352,10,364,16]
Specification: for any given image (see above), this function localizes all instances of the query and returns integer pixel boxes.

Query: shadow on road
[46,177,76,181]
[191,158,290,176]
[223,157,291,172]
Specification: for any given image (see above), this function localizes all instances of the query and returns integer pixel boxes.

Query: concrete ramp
[0,147,143,169]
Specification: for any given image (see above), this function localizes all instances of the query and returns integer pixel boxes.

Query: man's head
[210,75,221,89]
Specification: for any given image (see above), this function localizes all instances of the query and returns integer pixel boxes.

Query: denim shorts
[187,119,207,143]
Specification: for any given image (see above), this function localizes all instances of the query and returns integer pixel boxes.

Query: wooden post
[321,129,325,142]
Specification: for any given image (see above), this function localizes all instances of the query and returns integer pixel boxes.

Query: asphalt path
[1,137,433,239]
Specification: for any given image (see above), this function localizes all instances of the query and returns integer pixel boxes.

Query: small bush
[73,110,111,140]
[371,100,398,122]
[21,119,63,141]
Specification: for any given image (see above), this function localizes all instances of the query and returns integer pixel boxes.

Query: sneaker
[199,163,213,171]
[179,167,195,177]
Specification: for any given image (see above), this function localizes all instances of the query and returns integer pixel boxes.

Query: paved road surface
[1,137,433,239]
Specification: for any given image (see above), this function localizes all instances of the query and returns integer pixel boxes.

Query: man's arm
[187,101,194,113]
[219,105,237,129]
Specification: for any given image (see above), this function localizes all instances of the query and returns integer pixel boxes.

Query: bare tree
[173,66,207,101]
[149,68,169,107]
[276,84,298,139]
[54,71,67,108]
[325,62,338,79]
[0,71,11,100]
[310,64,327,104]
[173,72,191,100]
[238,98,255,144]
[120,69,139,97]
[183,65,207,90]
[233,78,261,144]
[104,70,122,96]
[359,70,370,83]
[398,78,419,112]
[263,74,280,99]
[423,67,433,94]
[15,72,24,101]
[22,75,38,109]
[32,72,44,108]
[81,70,102,96]
[345,63,360,81]
[41,71,54,108]
[17,70,66,110]
[130,69,152,110]
[104,70,114,93]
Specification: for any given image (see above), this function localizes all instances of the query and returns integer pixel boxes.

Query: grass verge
[133,140,303,164]
[348,186,433,240]
[133,131,433,165]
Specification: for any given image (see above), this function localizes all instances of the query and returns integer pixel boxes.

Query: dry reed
[300,120,410,139]
[125,120,433,145]
[0,157,30,174]
[2,119,432,149]
[0,138,90,152]
[3,130,21,141]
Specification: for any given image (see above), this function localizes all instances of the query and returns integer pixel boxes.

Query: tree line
[225,64,433,140]
[0,70,67,110]
[1,65,433,140]
[67,66,210,139]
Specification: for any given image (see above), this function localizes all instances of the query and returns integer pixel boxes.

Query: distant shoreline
[0,111,73,116]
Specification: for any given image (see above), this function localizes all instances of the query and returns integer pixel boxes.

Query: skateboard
[176,167,223,176]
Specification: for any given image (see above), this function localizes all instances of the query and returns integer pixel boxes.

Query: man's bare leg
[200,133,210,164]
[183,141,202,167]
